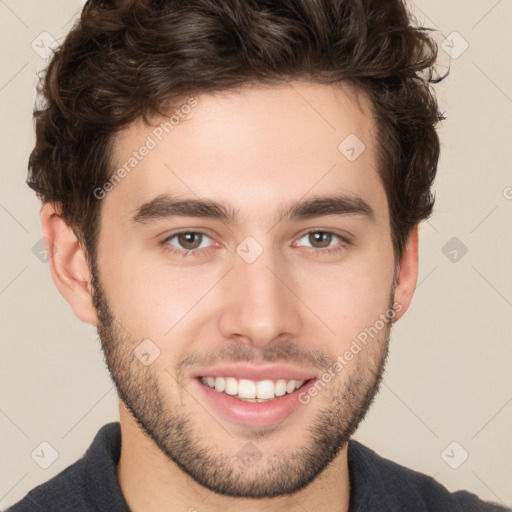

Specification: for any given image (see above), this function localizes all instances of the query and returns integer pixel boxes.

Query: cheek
[100,252,220,339]
[316,280,391,342]
[97,225,395,348]
[299,250,394,342]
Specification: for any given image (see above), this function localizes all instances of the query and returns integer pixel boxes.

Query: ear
[40,203,98,326]
[392,225,419,322]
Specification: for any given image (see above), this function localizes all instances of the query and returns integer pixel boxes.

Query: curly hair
[28,0,446,264]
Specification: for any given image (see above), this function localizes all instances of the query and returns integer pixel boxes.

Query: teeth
[238,379,256,399]
[225,377,238,395]
[201,376,305,400]
[275,379,287,397]
[256,380,275,399]
[214,377,225,392]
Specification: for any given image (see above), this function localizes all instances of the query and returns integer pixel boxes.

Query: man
[9,0,509,511]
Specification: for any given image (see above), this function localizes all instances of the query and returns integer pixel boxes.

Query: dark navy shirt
[7,422,510,511]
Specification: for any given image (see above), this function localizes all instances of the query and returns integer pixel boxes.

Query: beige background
[1,0,511,509]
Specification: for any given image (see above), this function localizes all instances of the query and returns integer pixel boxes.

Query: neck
[116,405,351,512]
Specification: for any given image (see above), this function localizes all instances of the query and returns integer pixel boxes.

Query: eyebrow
[131,193,376,225]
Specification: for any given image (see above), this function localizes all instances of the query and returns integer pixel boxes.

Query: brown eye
[176,232,203,250]
[165,231,212,253]
[295,230,349,257]
[308,231,333,248]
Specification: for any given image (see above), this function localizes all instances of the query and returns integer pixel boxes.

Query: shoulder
[6,456,90,512]
[347,439,510,512]
[6,422,127,512]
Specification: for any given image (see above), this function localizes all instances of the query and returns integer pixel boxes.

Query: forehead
[105,81,386,226]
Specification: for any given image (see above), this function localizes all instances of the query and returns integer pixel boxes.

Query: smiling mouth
[199,376,311,402]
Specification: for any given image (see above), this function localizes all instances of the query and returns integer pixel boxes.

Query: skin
[41,80,418,512]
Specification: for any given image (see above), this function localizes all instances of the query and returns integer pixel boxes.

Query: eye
[160,229,350,259]
[162,231,214,257]
[295,230,349,256]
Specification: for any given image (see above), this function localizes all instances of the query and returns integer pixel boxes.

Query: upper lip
[190,364,317,382]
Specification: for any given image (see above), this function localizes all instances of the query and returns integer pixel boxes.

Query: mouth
[199,376,311,402]
[193,373,318,427]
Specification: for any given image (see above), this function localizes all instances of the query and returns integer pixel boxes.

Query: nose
[217,243,302,349]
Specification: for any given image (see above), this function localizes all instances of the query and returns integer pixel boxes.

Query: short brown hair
[28,0,446,263]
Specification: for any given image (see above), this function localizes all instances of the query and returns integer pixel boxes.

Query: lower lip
[193,378,317,428]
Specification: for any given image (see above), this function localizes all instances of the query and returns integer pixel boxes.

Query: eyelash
[160,230,351,259]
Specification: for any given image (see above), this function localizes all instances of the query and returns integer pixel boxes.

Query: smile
[200,376,308,402]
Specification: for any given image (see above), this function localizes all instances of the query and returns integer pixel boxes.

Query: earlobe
[40,203,98,326]
[392,225,419,322]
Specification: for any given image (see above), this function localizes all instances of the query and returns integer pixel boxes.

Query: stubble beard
[90,260,392,498]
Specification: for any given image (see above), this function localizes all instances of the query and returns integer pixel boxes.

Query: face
[91,81,400,497]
